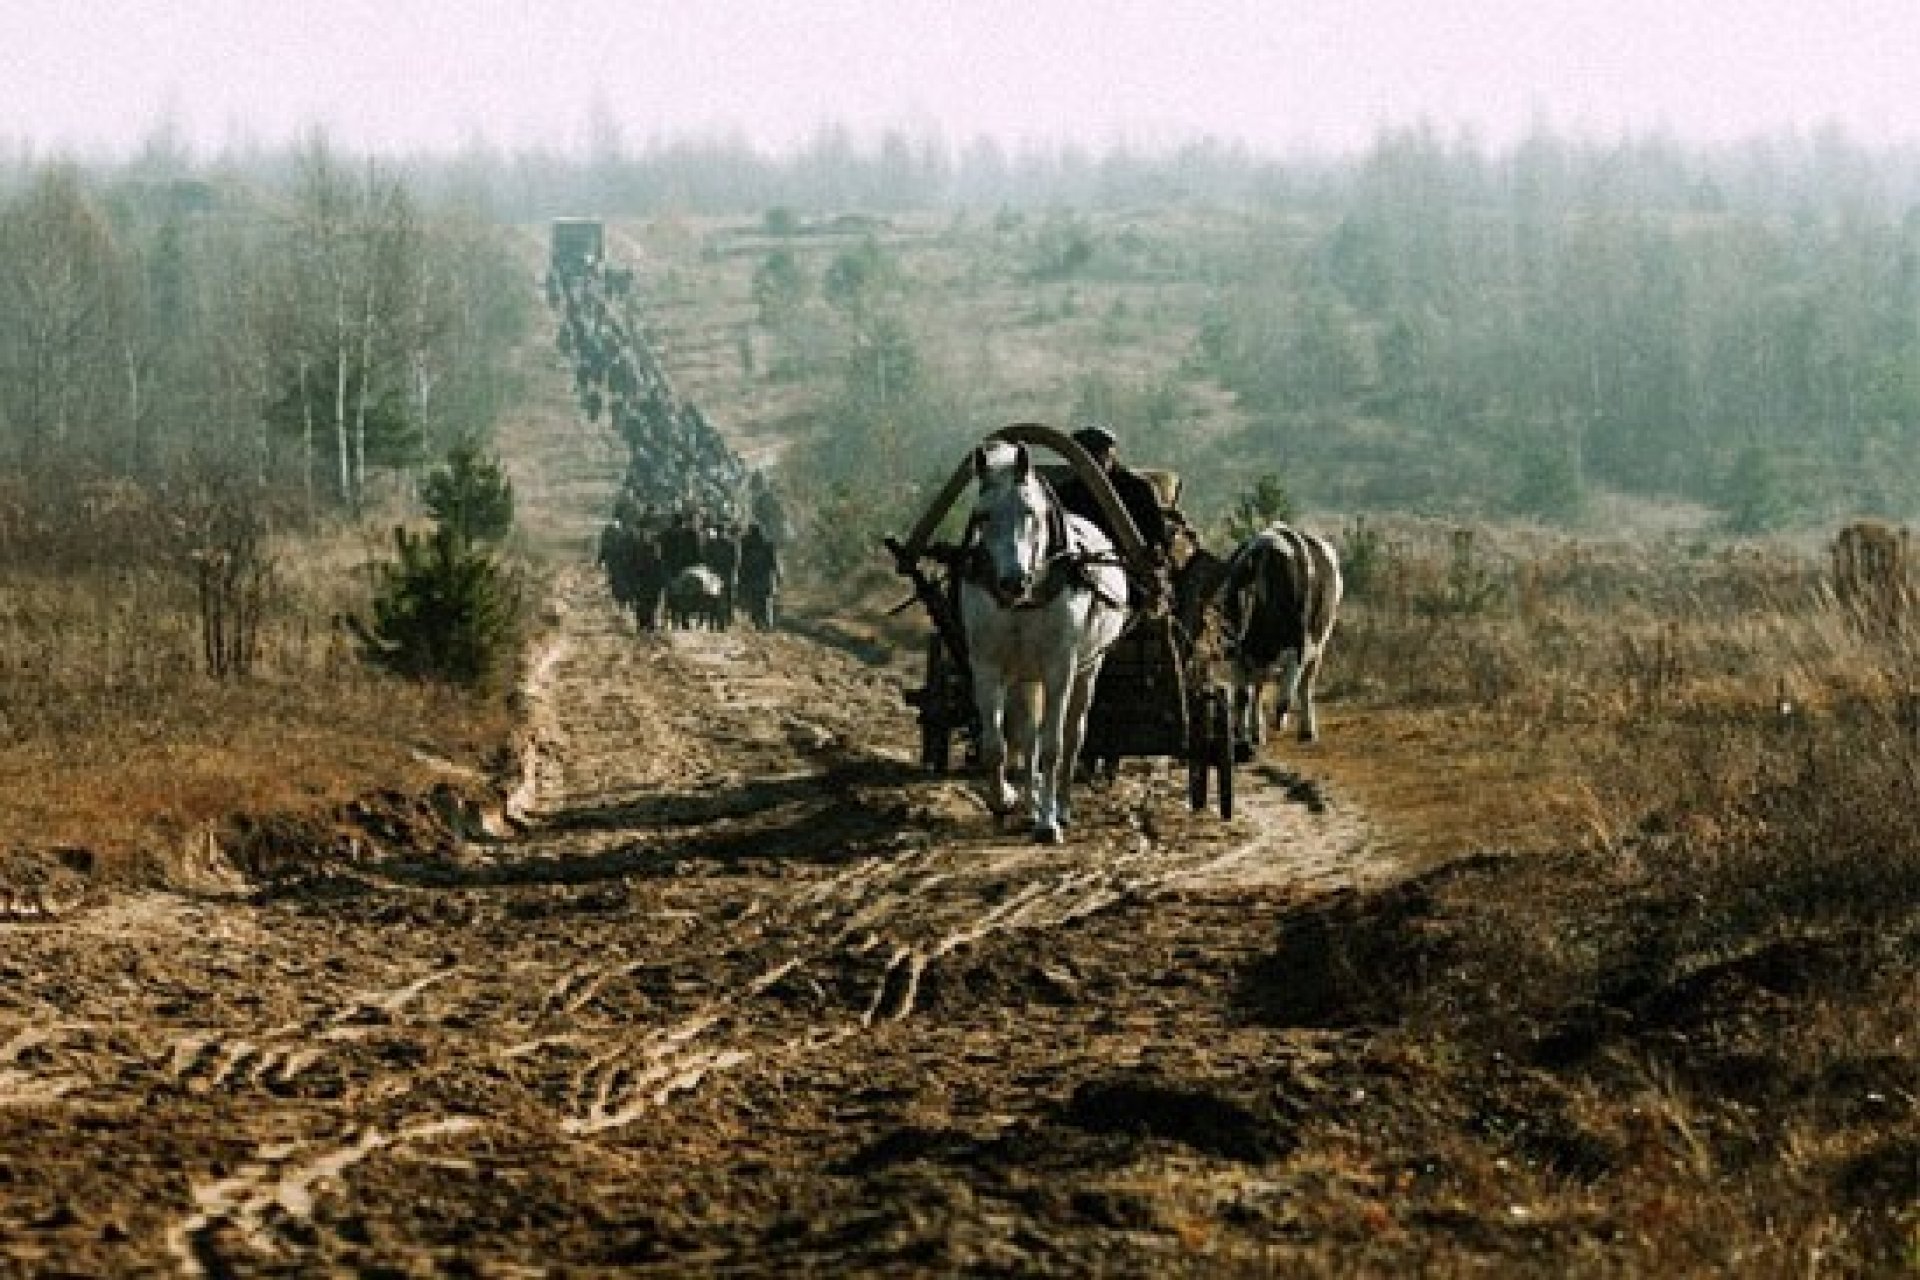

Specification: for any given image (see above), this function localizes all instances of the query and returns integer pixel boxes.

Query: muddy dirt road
[0,545,1389,1274]
[0,310,1394,1275]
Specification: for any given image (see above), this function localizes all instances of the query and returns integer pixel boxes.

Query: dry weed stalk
[1619,623,1683,715]
[179,488,277,679]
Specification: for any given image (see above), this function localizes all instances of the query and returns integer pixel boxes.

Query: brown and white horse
[1217,524,1342,746]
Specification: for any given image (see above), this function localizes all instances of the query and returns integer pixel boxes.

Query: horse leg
[1295,643,1323,742]
[1273,650,1302,736]
[1236,673,1265,748]
[1005,682,1041,814]
[972,672,1018,817]
[1029,656,1078,844]
[1053,663,1101,831]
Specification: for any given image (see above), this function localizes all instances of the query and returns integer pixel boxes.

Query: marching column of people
[552,248,785,635]
[552,255,758,518]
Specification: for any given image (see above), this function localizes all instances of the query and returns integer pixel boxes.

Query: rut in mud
[0,547,1383,1275]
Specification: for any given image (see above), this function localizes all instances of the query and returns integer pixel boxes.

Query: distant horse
[961,441,1131,842]
[666,565,728,630]
[1218,524,1343,747]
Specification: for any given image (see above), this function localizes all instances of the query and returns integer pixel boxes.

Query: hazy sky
[9,1,1920,157]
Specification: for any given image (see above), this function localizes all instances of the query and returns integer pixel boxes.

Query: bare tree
[267,137,431,511]
[0,166,128,472]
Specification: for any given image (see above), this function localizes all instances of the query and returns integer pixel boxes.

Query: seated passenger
[1055,424,1171,562]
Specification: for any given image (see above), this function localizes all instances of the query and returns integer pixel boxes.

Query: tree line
[11,119,1920,535]
[0,135,527,512]
[1190,125,1920,525]
[712,123,1920,530]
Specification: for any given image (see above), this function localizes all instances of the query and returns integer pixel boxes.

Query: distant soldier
[597,518,637,616]
[738,522,782,630]
[748,471,792,546]
[629,526,666,631]
[659,510,703,579]
[702,522,741,629]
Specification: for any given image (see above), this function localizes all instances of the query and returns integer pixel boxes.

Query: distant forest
[4,122,1920,528]
[0,135,529,517]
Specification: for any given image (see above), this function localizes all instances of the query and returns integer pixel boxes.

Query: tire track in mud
[475,573,1380,1146]
[166,1117,484,1277]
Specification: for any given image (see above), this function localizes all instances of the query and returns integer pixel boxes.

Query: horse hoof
[1030,824,1064,845]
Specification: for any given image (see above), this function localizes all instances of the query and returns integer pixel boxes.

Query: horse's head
[969,442,1054,607]
[1174,545,1229,639]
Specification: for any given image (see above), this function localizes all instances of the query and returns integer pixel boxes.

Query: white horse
[960,441,1131,843]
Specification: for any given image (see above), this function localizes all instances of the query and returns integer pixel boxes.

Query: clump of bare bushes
[0,466,522,863]
[0,473,307,738]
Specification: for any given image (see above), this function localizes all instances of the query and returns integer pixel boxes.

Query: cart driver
[1056,423,1171,564]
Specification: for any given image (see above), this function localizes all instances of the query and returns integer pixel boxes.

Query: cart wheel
[1187,698,1210,812]
[921,720,951,772]
[1211,691,1236,820]
[920,633,956,771]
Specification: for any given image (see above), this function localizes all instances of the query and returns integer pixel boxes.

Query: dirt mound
[1063,1074,1295,1163]
[0,846,95,918]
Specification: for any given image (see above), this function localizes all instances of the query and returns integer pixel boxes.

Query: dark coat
[1057,464,1169,555]
[659,520,703,576]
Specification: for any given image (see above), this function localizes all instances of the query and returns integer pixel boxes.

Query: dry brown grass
[1221,522,1919,1275]
[0,501,512,879]
[0,313,593,888]
[1251,701,1919,1274]
[1305,518,1914,843]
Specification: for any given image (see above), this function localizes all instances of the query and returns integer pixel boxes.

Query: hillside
[0,208,1907,1275]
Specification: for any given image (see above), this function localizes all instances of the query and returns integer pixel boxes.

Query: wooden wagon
[884,423,1241,818]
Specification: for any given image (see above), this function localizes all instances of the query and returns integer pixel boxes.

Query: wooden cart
[885,423,1240,818]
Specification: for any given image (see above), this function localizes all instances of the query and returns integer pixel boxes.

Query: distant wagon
[550,218,605,281]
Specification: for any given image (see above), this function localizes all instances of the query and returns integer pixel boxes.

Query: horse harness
[961,477,1133,612]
